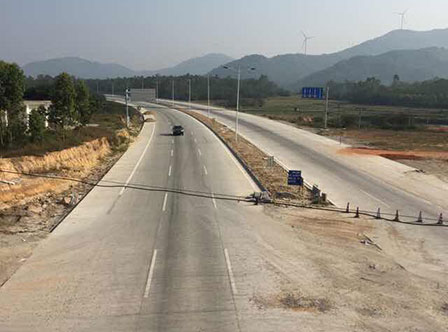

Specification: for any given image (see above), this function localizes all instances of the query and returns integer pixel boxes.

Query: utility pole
[188,79,191,109]
[172,80,175,106]
[207,75,210,118]
[112,81,114,95]
[236,65,241,142]
[142,77,144,89]
[96,81,99,94]
[358,108,362,129]
[125,88,130,128]
[156,80,159,103]
[324,86,329,129]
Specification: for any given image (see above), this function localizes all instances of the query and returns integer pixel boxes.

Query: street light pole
[125,88,130,128]
[236,65,241,142]
[324,86,330,129]
[207,74,210,118]
[172,80,175,106]
[188,79,191,109]
[222,65,255,142]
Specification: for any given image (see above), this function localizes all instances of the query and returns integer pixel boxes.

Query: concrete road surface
[0,104,294,331]
[163,100,448,222]
[5,103,352,331]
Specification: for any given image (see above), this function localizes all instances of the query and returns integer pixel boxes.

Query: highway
[0,104,300,331]
[164,100,448,222]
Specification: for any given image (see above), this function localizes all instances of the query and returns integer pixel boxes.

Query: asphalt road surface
[0,104,291,331]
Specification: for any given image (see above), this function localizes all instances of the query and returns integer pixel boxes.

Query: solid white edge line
[162,193,168,211]
[119,124,156,196]
[203,165,208,175]
[198,148,202,156]
[211,193,217,209]
[224,249,238,295]
[168,165,172,177]
[144,249,158,298]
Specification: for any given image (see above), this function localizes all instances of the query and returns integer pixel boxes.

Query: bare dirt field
[324,128,448,184]
[252,205,448,331]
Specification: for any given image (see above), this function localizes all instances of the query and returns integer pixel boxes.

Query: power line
[0,169,249,202]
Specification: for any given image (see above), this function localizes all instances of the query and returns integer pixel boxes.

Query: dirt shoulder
[0,103,144,286]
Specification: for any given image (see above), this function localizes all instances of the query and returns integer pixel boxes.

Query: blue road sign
[301,87,324,99]
[288,170,303,186]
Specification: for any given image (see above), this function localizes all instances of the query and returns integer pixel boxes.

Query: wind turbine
[395,9,408,30]
[301,31,314,56]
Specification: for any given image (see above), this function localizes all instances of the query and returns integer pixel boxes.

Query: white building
[24,100,52,128]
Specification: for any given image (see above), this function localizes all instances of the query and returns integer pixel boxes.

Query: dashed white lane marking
[171,139,174,144]
[198,148,202,156]
[162,193,168,211]
[203,165,208,175]
[360,189,391,208]
[184,112,259,192]
[168,165,172,177]
[119,125,155,196]
[171,149,173,157]
[144,250,158,298]
[191,131,194,135]
[224,249,238,295]
[211,193,217,209]
[194,138,197,143]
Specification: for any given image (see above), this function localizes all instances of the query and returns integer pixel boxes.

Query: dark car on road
[172,125,184,136]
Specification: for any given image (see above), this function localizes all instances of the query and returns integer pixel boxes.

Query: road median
[175,106,313,205]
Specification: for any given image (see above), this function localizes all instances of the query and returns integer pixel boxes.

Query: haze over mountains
[295,47,448,89]
[23,53,234,79]
[211,28,448,89]
[21,28,448,90]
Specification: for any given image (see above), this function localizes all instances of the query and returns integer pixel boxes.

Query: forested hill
[295,47,448,89]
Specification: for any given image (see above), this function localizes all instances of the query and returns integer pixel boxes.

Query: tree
[392,74,401,87]
[49,73,76,129]
[28,106,46,142]
[75,80,91,125]
[0,61,26,146]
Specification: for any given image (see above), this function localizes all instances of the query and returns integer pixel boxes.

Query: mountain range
[22,53,234,79]
[295,47,448,88]
[210,28,448,89]
[21,28,448,90]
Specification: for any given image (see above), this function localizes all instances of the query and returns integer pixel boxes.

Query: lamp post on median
[172,80,175,106]
[188,78,192,109]
[207,74,210,118]
[222,65,256,142]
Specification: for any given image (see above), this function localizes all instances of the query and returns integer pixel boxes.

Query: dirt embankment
[0,128,133,286]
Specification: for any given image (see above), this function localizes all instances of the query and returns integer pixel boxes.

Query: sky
[1,0,447,70]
